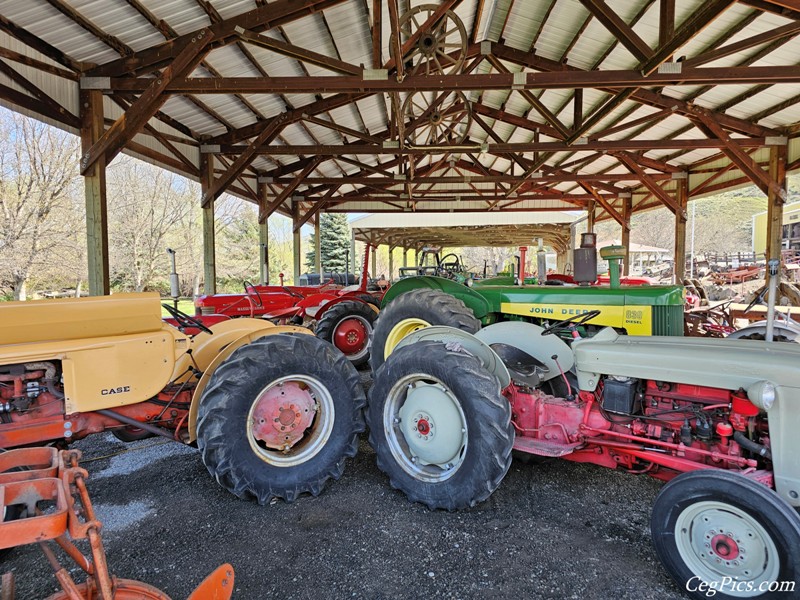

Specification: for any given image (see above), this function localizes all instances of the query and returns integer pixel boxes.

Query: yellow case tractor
[0,293,365,503]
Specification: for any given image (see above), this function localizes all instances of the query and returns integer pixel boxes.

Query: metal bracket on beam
[573,137,588,145]
[200,144,221,153]
[512,72,526,90]
[363,69,388,80]
[393,173,406,181]
[480,143,489,153]
[480,41,492,55]
[530,171,543,178]
[257,176,274,183]
[80,77,110,90]
[291,196,304,203]
[619,192,632,198]
[671,171,688,180]
[383,140,400,149]
[765,136,788,146]
[657,62,682,75]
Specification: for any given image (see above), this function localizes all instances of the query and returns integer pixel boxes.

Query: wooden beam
[201,154,216,295]
[580,183,627,228]
[372,0,382,68]
[659,0,675,48]
[765,144,787,274]
[80,89,109,296]
[235,27,362,75]
[0,14,84,71]
[294,185,341,231]
[615,152,685,216]
[0,59,78,128]
[674,176,688,281]
[693,109,787,200]
[387,0,404,81]
[621,195,632,275]
[89,0,350,76]
[44,0,132,57]
[683,20,800,68]
[80,29,212,175]
[0,82,78,129]
[262,157,323,220]
[577,0,653,63]
[202,114,288,207]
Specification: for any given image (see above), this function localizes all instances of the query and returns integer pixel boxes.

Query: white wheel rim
[674,500,781,597]
[383,373,468,483]
[246,374,334,468]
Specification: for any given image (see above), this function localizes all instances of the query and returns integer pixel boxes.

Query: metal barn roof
[0,0,798,225]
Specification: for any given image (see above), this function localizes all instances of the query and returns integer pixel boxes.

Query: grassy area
[160,299,196,317]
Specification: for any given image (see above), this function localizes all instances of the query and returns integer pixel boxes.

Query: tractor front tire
[368,341,513,510]
[196,334,365,504]
[370,289,480,374]
[651,470,800,600]
[315,300,376,367]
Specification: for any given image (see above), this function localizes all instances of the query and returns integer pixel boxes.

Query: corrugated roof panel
[502,0,546,51]
[324,1,371,67]
[142,0,214,36]
[0,0,118,64]
[534,0,590,64]
[73,0,164,52]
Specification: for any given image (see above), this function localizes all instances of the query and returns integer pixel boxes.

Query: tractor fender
[187,325,312,442]
[381,276,492,319]
[394,326,510,389]
[295,292,339,318]
[172,318,277,383]
[474,321,574,382]
[315,295,379,319]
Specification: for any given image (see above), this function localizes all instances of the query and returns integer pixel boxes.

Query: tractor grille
[652,304,683,336]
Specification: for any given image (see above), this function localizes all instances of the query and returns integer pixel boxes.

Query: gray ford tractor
[367,312,800,599]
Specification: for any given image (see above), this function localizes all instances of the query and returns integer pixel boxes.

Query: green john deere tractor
[371,242,685,372]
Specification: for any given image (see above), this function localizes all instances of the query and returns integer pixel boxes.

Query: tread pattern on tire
[368,341,513,510]
[196,334,365,504]
[370,288,480,374]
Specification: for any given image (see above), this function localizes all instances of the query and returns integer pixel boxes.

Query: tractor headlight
[747,380,777,411]
[466,278,474,287]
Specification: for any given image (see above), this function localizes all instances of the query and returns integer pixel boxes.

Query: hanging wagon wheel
[393,4,468,76]
[402,91,472,145]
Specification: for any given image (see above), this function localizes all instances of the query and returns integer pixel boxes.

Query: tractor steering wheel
[243,280,263,307]
[743,287,768,314]
[163,303,213,335]
[541,309,602,336]
[437,253,462,276]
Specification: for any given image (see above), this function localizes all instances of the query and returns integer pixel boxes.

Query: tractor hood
[573,328,800,393]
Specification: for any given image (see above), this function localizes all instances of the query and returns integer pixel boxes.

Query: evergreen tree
[304,213,351,273]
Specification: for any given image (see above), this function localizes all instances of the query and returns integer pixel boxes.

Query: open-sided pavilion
[0,0,798,292]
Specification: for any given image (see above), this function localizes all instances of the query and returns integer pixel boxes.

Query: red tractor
[194,247,383,367]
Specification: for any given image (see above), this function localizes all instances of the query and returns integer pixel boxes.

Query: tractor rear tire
[315,300,376,367]
[355,293,381,309]
[651,470,800,600]
[368,341,513,510]
[196,334,365,504]
[370,289,480,374]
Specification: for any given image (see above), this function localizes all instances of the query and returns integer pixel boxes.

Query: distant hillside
[596,176,799,254]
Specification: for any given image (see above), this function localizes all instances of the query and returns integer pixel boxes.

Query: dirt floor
[3,369,687,600]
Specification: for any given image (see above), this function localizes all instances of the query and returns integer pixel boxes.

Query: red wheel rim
[332,315,372,361]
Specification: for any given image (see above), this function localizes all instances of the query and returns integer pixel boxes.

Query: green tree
[304,213,351,273]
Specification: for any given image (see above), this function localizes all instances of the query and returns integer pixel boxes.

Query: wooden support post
[674,176,689,282]
[587,200,596,232]
[258,180,269,285]
[766,144,787,281]
[371,245,377,279]
[200,154,216,294]
[622,195,632,276]
[351,230,357,282]
[403,246,408,268]
[81,90,109,296]
[293,203,302,285]
[315,214,322,282]
[388,246,394,283]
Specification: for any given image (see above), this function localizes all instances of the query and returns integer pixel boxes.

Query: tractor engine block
[505,377,771,481]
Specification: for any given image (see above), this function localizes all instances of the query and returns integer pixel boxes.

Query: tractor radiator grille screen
[652,304,683,336]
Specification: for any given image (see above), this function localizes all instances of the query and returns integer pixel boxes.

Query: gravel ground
[2,368,686,600]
